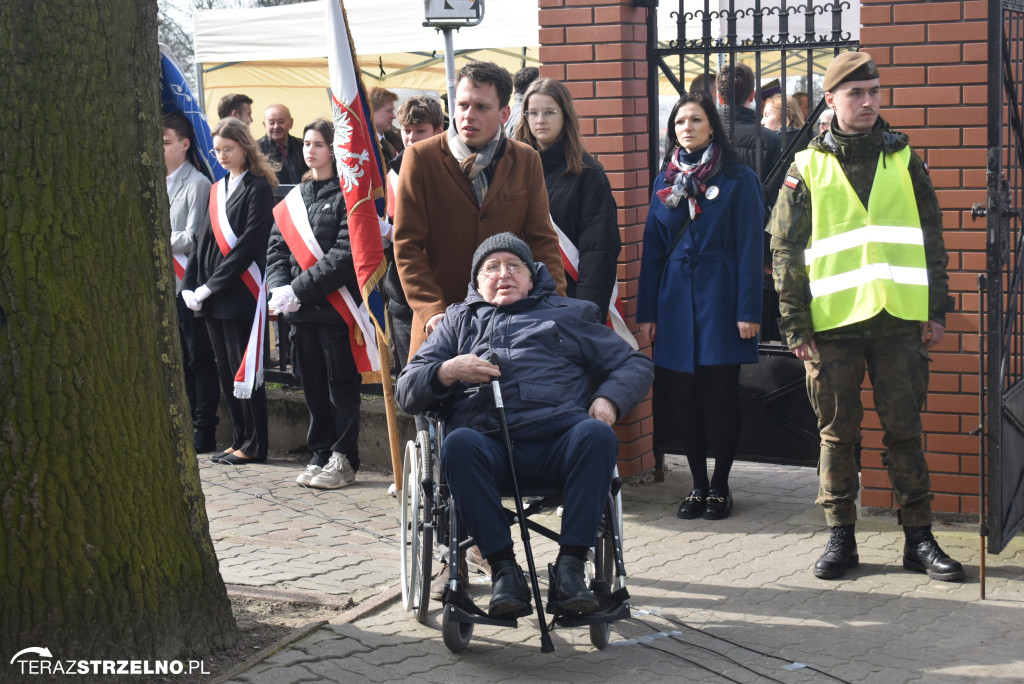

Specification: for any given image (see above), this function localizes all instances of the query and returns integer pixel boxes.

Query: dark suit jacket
[380,129,404,165]
[185,173,274,320]
[258,134,308,185]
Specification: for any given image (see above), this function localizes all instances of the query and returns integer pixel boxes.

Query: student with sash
[512,78,622,326]
[164,112,220,454]
[183,117,277,465]
[266,119,362,489]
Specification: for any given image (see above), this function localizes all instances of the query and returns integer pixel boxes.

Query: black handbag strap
[666,213,694,257]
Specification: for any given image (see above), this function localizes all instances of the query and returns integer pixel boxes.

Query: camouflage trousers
[805,330,933,527]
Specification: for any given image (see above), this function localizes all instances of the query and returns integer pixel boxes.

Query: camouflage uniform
[768,116,949,527]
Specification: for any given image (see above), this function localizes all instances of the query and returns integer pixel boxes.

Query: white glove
[379,218,393,247]
[269,285,300,315]
[195,284,212,302]
[182,290,202,311]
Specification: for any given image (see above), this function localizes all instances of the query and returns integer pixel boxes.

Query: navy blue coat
[395,265,653,435]
[637,163,764,373]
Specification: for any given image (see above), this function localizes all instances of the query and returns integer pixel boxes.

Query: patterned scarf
[656,144,722,218]
[448,124,504,206]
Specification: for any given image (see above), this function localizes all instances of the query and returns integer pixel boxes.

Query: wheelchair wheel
[441,607,473,652]
[590,621,611,650]
[414,429,434,624]
[400,438,423,613]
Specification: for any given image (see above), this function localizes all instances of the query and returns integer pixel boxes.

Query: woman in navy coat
[637,91,763,521]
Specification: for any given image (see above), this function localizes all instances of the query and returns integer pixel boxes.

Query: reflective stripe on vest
[794,146,928,332]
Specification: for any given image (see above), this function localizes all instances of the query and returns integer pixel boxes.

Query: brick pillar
[538,0,654,478]
[859,0,987,516]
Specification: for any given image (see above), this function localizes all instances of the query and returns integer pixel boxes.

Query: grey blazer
[168,163,212,293]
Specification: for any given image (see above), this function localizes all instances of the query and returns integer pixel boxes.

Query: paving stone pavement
[199,453,1024,683]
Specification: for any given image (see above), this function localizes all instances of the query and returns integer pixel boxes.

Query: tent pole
[443,28,456,124]
[196,62,205,116]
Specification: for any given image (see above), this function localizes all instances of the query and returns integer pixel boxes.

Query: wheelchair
[400,413,630,652]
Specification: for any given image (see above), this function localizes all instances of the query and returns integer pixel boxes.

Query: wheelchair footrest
[552,600,630,628]
[442,586,522,627]
[444,603,521,628]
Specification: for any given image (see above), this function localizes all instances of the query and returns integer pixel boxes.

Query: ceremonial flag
[552,217,639,350]
[325,0,387,340]
[158,44,225,182]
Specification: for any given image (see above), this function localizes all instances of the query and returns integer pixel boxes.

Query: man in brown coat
[394,61,567,356]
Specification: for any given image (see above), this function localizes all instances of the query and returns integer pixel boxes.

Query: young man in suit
[163,112,220,453]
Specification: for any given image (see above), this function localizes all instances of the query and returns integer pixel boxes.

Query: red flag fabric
[325,0,387,335]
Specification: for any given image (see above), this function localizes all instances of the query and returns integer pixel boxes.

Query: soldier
[768,52,965,582]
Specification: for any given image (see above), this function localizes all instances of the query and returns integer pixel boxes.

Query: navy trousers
[442,413,618,559]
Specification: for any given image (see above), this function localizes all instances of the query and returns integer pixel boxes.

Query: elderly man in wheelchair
[396,233,653,619]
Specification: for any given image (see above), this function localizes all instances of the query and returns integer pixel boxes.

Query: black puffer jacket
[266,177,358,325]
[721,106,782,209]
[395,264,653,435]
[539,140,620,320]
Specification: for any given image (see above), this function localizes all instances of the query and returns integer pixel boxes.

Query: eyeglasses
[525,109,560,121]
[480,259,527,278]
[213,146,238,156]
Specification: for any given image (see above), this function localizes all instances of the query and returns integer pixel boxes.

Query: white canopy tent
[191,1,860,135]
[193,0,540,134]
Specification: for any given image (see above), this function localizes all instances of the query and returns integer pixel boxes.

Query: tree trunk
[0,0,238,662]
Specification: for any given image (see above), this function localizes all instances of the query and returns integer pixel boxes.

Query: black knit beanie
[470,232,536,282]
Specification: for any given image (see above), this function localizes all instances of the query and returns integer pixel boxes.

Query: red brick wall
[859,0,987,515]
[538,0,654,477]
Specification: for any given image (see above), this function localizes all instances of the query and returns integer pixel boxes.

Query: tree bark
[0,0,238,663]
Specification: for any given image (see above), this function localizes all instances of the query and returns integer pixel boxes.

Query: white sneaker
[296,464,322,487]
[388,482,397,497]
[309,453,355,489]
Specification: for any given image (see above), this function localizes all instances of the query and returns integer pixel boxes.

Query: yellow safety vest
[794,146,928,332]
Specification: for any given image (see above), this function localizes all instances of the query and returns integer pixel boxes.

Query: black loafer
[548,555,598,615]
[213,453,266,465]
[702,489,733,520]
[487,559,531,617]
[677,489,706,519]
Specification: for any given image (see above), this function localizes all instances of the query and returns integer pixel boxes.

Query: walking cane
[487,353,555,653]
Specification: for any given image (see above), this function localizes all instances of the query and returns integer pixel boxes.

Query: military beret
[823,52,879,92]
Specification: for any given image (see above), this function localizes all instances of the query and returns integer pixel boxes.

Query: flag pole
[378,329,403,491]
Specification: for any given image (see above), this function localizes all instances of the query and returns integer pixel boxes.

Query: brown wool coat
[394,133,567,357]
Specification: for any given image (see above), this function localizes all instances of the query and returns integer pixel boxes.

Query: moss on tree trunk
[0,0,238,663]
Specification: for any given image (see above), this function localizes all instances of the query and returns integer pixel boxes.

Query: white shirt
[166,163,185,193]
[226,170,248,200]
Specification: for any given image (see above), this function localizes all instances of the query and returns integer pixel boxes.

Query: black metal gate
[641,1,857,465]
[981,0,1024,554]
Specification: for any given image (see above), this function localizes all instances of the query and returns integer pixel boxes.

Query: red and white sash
[273,186,380,373]
[552,217,638,350]
[385,168,399,221]
[172,253,188,282]
[210,180,267,399]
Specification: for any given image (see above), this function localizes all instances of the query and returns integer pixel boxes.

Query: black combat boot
[548,555,598,614]
[903,525,965,581]
[813,524,858,579]
[487,559,531,617]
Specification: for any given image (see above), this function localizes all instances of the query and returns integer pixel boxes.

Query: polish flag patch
[784,175,800,189]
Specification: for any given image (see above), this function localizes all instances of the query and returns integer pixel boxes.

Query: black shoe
[194,430,217,453]
[813,524,858,579]
[903,526,966,581]
[548,555,598,615]
[487,559,531,617]
[702,489,733,520]
[213,452,267,465]
[677,489,706,519]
